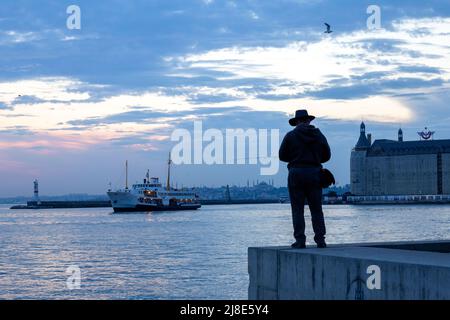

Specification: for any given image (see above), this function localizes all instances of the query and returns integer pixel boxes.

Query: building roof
[367,139,450,156]
[355,133,371,149]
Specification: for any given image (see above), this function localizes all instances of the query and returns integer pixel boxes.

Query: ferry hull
[112,204,201,213]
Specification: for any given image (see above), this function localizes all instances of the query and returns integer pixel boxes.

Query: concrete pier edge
[248,240,450,300]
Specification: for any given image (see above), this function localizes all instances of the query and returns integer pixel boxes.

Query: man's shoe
[291,242,306,249]
[317,242,327,248]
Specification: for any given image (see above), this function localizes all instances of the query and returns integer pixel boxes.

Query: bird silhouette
[324,23,333,34]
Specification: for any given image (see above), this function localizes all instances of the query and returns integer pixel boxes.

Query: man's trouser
[288,167,326,244]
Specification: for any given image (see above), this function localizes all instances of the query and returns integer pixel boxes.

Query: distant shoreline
[9,199,285,209]
[9,198,450,209]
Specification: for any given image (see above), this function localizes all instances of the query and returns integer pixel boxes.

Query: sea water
[0,203,448,299]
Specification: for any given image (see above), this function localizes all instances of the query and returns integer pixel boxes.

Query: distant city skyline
[0,179,350,203]
[1,1,450,196]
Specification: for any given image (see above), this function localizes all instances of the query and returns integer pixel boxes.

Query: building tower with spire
[350,122,372,195]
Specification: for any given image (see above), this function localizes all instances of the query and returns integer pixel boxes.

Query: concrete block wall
[249,241,450,300]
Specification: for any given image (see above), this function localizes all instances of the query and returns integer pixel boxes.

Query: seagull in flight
[324,23,333,34]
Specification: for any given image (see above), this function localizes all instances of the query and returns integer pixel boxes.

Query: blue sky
[1,0,450,196]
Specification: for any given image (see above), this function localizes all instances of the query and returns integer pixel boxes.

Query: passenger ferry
[107,155,201,212]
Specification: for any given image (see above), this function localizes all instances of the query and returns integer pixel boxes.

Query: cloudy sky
[1,0,450,196]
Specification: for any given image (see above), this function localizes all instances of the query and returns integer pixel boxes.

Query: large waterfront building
[350,123,450,196]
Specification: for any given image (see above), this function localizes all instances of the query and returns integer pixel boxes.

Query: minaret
[398,128,403,142]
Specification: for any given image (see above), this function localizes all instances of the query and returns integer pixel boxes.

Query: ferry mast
[166,152,172,191]
[125,160,129,190]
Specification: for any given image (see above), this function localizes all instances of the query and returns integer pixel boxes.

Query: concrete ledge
[248,240,450,300]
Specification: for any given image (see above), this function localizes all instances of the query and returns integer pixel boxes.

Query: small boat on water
[107,154,201,213]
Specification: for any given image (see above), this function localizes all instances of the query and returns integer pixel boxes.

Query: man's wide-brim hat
[289,109,315,126]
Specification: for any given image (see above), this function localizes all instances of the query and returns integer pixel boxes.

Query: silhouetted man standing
[279,110,331,248]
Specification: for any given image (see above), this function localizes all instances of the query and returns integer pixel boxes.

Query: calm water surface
[0,203,449,299]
